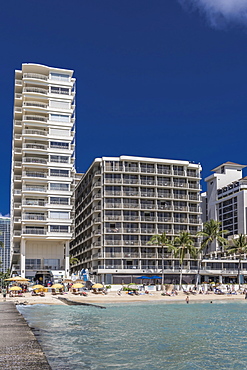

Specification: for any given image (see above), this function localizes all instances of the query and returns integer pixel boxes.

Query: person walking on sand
[185,295,189,304]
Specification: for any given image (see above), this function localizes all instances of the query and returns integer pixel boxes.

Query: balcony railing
[24,144,47,150]
[24,129,47,136]
[23,101,48,108]
[23,73,48,80]
[23,200,45,206]
[23,172,47,178]
[23,157,47,164]
[23,115,47,122]
[23,229,46,235]
[23,215,46,220]
[23,186,46,192]
[23,87,48,95]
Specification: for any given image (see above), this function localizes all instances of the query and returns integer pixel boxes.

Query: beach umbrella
[51,284,64,289]
[32,285,44,290]
[62,279,73,283]
[9,286,22,291]
[92,283,103,289]
[5,276,29,282]
[150,276,161,279]
[136,276,151,279]
[72,283,84,289]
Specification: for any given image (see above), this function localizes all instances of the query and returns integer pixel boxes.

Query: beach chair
[51,288,56,295]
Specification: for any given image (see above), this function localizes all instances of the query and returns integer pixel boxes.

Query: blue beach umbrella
[150,276,161,279]
[136,276,151,279]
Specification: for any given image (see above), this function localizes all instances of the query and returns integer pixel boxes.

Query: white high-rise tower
[10,63,76,282]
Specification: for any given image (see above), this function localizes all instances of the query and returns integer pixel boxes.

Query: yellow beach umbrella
[72,283,84,289]
[9,286,22,291]
[51,284,64,289]
[5,276,29,282]
[32,285,44,290]
[92,283,103,289]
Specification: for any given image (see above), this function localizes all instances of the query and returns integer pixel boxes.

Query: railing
[23,172,47,178]
[23,87,48,94]
[50,200,69,205]
[105,240,122,245]
[50,172,69,178]
[15,94,22,99]
[23,201,45,206]
[23,229,46,235]
[14,135,21,140]
[15,107,22,112]
[23,186,46,192]
[24,144,47,150]
[14,217,21,222]
[24,129,47,136]
[23,73,48,80]
[23,115,47,122]
[15,120,22,125]
[50,144,70,150]
[23,215,45,220]
[13,231,21,236]
[187,171,198,177]
[15,79,22,85]
[14,175,22,180]
[14,161,21,167]
[23,101,48,108]
[14,203,21,208]
[14,190,21,195]
[23,157,47,164]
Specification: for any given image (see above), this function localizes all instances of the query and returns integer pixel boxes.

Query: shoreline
[1,290,246,306]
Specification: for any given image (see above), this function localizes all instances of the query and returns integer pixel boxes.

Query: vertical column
[20,239,25,278]
[65,241,70,278]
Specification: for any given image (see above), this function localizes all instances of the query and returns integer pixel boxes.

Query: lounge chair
[51,288,57,295]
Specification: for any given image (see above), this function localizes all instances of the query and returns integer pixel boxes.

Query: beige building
[10,63,76,283]
[70,156,202,285]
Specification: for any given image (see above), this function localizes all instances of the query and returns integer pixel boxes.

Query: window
[50,114,70,122]
[50,155,69,163]
[50,86,69,95]
[50,141,69,149]
[50,73,70,81]
[50,197,69,205]
[50,183,69,191]
[50,225,69,233]
[50,128,70,136]
[44,259,60,270]
[50,169,69,177]
[50,100,70,109]
[50,211,69,219]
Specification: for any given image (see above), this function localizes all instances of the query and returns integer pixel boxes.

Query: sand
[0,290,246,306]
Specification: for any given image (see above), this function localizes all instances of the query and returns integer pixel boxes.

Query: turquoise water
[18,301,247,370]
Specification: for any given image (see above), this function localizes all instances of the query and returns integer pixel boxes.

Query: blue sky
[1,0,247,215]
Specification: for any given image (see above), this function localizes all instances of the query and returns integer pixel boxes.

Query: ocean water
[18,301,247,370]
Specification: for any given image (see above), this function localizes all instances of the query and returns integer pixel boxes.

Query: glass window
[50,169,69,177]
[50,73,70,81]
[50,225,69,233]
[50,114,70,122]
[50,211,69,219]
[50,197,69,205]
[50,141,69,149]
[50,183,69,191]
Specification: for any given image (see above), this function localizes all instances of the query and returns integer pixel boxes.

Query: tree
[169,232,197,290]
[69,257,79,266]
[196,219,228,287]
[148,233,172,291]
[226,234,247,289]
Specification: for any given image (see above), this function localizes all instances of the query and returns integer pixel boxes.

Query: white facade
[10,63,76,282]
[204,161,247,251]
[70,156,202,285]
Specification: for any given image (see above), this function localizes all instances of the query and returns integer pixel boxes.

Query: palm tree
[148,233,172,291]
[169,232,197,290]
[226,234,247,289]
[196,219,228,287]
[69,257,79,266]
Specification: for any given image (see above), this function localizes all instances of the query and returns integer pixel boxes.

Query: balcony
[23,186,47,192]
[24,129,47,136]
[15,120,22,126]
[14,135,21,141]
[23,172,47,178]
[23,200,45,206]
[23,215,46,221]
[14,203,21,208]
[23,229,46,235]
[14,189,21,195]
[24,144,47,150]
[23,157,47,165]
[14,175,22,181]
[23,87,48,95]
[23,115,47,122]
[23,101,48,109]
[23,73,48,80]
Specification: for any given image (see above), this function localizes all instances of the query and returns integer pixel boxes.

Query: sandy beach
[0,290,246,306]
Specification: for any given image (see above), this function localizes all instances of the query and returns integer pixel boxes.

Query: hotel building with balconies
[10,63,76,282]
[70,156,202,285]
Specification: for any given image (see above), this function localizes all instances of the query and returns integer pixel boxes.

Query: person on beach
[2,288,6,301]
[186,295,189,304]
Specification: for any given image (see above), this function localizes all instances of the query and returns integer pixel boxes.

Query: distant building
[70,156,202,285]
[203,161,247,251]
[0,216,10,273]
